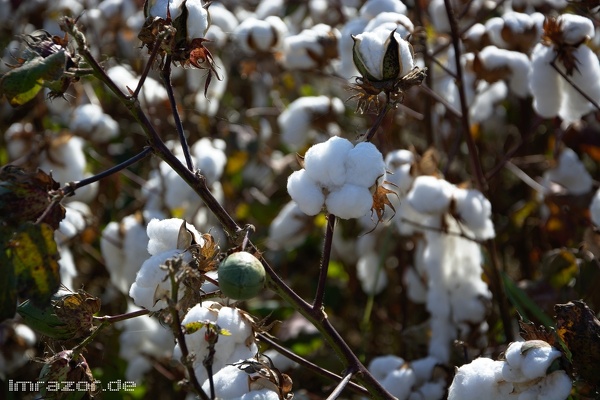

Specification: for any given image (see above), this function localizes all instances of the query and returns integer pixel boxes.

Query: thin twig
[326,370,356,400]
[504,161,548,194]
[313,213,335,311]
[161,56,195,171]
[133,32,165,98]
[257,334,369,397]
[365,104,391,142]
[93,308,150,323]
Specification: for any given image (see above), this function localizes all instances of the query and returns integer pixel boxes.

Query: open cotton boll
[326,184,373,219]
[448,357,508,400]
[403,267,427,303]
[107,65,167,106]
[192,137,227,184]
[522,370,573,400]
[304,136,354,188]
[129,249,189,311]
[543,147,592,195]
[268,201,310,250]
[287,170,325,216]
[558,45,600,124]
[529,44,562,118]
[148,0,185,19]
[357,251,388,295]
[359,0,407,19]
[184,0,210,39]
[147,218,203,256]
[234,16,287,53]
[477,46,531,97]
[453,188,495,240]
[364,12,414,37]
[337,18,369,79]
[70,103,119,142]
[344,142,386,188]
[407,176,454,215]
[560,13,594,45]
[352,28,414,81]
[201,365,250,399]
[368,355,405,382]
[503,341,562,382]
[381,366,416,400]
[591,189,600,226]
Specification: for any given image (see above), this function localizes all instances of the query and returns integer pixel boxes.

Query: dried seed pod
[217,252,265,300]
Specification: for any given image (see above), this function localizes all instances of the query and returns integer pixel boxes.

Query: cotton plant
[129,218,206,311]
[483,11,544,53]
[287,136,386,219]
[448,340,572,400]
[529,14,600,125]
[277,95,345,151]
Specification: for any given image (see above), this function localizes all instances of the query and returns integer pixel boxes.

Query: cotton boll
[558,45,600,125]
[543,147,592,195]
[502,341,562,382]
[287,170,326,216]
[560,14,594,45]
[408,381,445,400]
[129,249,188,311]
[201,365,250,398]
[470,81,508,123]
[70,103,119,142]
[357,251,388,295]
[359,0,407,19]
[364,12,414,37]
[381,366,416,400]
[452,188,495,240]
[590,189,600,226]
[326,184,373,219]
[529,43,562,118]
[337,17,369,79]
[238,389,281,400]
[304,136,354,188]
[147,218,203,256]
[368,355,405,382]
[352,28,414,81]
[192,138,227,184]
[233,16,287,54]
[403,267,427,303]
[268,201,310,250]
[106,65,168,107]
[344,142,386,188]
[527,370,572,400]
[476,46,531,97]
[448,357,507,400]
[39,135,86,186]
[407,176,454,215]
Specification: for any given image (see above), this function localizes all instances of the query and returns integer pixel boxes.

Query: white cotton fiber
[304,136,354,187]
[325,184,373,219]
[345,142,386,188]
[407,176,454,215]
[287,170,325,216]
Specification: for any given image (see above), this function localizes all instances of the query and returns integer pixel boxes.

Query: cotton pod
[406,175,454,215]
[325,184,374,219]
[70,103,119,142]
[542,147,593,195]
[107,65,167,107]
[233,16,287,54]
[286,170,326,216]
[452,188,495,240]
[268,201,311,250]
[192,137,227,185]
[384,149,415,196]
[147,218,203,256]
[356,251,388,295]
[363,12,414,38]
[448,357,509,400]
[475,46,531,97]
[359,0,407,19]
[502,340,562,382]
[368,355,405,382]
[352,27,414,82]
[345,142,386,188]
[281,24,340,70]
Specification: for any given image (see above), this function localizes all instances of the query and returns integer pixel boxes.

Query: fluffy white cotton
[448,341,571,400]
[407,176,454,215]
[352,28,414,81]
[70,103,119,142]
[303,134,354,187]
[345,142,386,188]
[382,366,416,400]
[356,251,388,295]
[591,188,600,226]
[185,0,210,39]
[268,201,310,250]
[234,16,287,53]
[107,65,168,106]
[477,46,531,97]
[148,0,184,19]
[147,218,203,256]
[192,138,227,185]
[529,44,562,119]
[542,147,593,195]
[359,0,407,19]
[281,24,340,70]
[364,12,414,38]
[174,302,258,386]
[287,170,326,216]
[326,184,373,219]
[118,303,174,381]
[385,149,415,195]
[560,13,594,45]
[453,188,495,240]
[278,96,345,151]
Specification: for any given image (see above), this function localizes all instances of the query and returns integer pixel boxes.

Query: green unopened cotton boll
[218,252,266,300]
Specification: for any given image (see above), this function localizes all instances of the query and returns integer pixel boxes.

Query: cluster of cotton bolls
[540,147,593,196]
[448,340,572,400]
[173,301,283,398]
[287,136,385,219]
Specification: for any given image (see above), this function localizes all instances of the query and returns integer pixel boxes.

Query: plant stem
[93,308,150,324]
[365,104,390,142]
[313,213,335,311]
[161,57,195,171]
[326,369,356,400]
[551,59,600,112]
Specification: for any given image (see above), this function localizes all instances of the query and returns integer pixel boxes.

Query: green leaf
[7,222,61,307]
[0,228,17,321]
[501,272,554,328]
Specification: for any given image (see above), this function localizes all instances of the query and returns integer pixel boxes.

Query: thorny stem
[257,333,369,397]
[133,31,165,98]
[550,58,600,112]
[313,213,335,311]
[326,370,356,400]
[64,18,395,400]
[161,56,195,171]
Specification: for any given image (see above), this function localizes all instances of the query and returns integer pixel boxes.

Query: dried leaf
[371,182,398,223]
[518,315,557,346]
